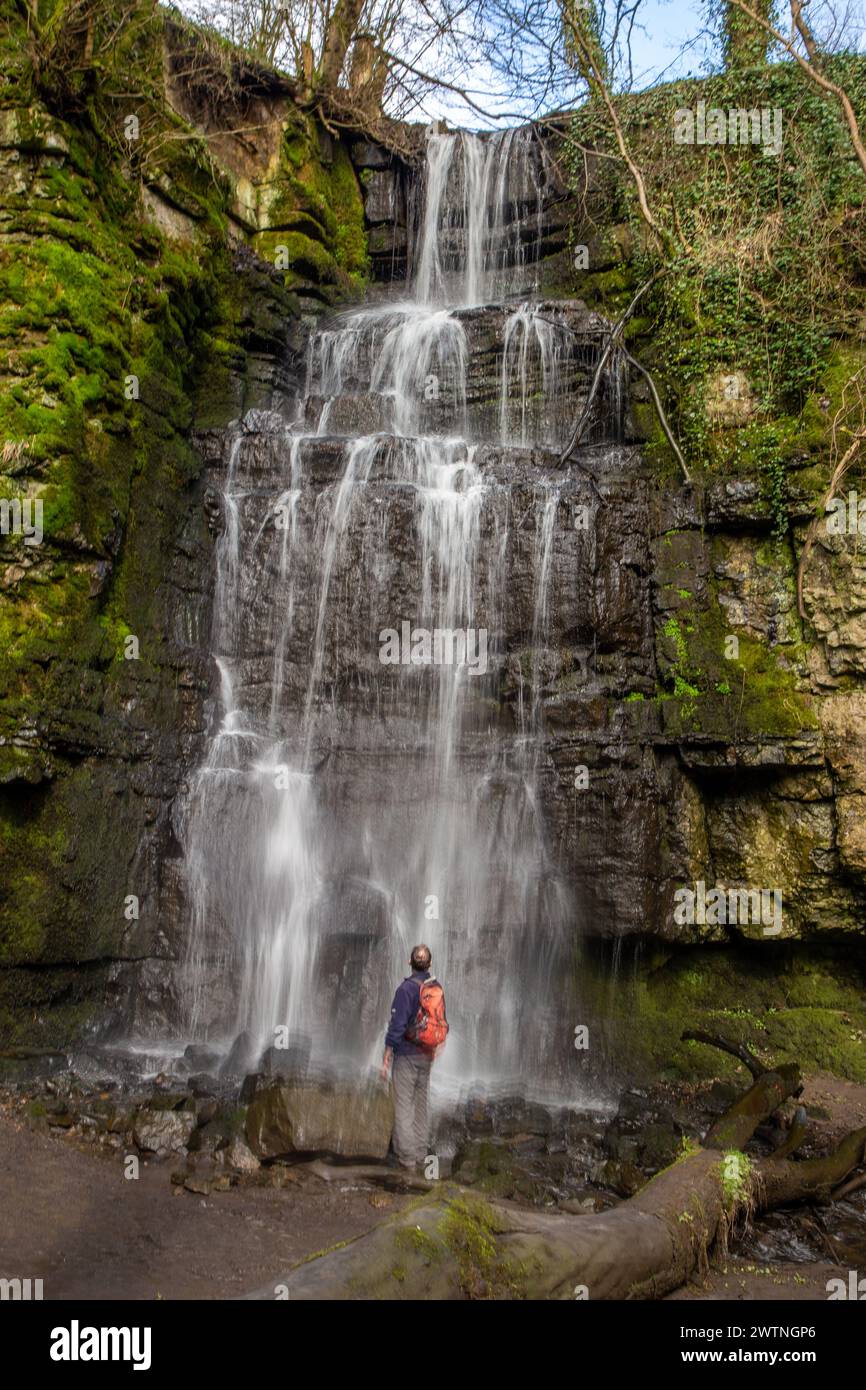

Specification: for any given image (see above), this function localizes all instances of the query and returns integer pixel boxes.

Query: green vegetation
[582,943,866,1084]
[437,1195,534,1300]
[566,58,866,506]
[650,523,817,735]
[719,1150,753,1211]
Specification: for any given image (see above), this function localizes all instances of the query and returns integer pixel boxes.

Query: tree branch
[727,0,866,177]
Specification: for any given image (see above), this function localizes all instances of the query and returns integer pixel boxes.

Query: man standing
[381,944,447,1174]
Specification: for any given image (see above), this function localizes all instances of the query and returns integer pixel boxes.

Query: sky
[625,0,716,86]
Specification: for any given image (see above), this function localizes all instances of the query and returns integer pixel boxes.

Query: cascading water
[173,126,620,1102]
[411,128,545,306]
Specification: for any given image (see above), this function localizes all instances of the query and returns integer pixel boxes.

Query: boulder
[186,1095,219,1127]
[222,1136,260,1173]
[240,1072,268,1104]
[133,1108,196,1157]
[488,1096,555,1138]
[591,1157,645,1197]
[143,1090,188,1112]
[463,1095,495,1137]
[87,1097,135,1134]
[187,1118,226,1157]
[245,1080,393,1160]
[187,1073,219,1097]
[219,1030,256,1079]
[183,1043,222,1072]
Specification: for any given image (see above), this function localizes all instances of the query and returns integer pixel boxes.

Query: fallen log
[756,1126,866,1207]
[703,1063,801,1149]
[245,1042,866,1300]
[768,1105,809,1161]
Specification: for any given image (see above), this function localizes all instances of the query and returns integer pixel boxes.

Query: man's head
[410,944,432,972]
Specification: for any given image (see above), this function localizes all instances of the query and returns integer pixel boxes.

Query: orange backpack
[405,976,449,1054]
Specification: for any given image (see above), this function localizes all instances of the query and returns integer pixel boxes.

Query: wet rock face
[183,424,646,726]
[321,135,866,958]
[548,497,866,942]
[147,453,865,1083]
[352,126,574,297]
[352,140,412,282]
[303,300,625,449]
[182,405,866,951]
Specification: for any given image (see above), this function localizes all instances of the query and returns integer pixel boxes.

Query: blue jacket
[385,970,431,1056]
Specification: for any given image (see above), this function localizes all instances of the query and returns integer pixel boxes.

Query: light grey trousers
[391,1051,432,1168]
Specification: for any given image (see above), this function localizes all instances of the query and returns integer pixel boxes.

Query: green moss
[437,1195,531,1300]
[394,1224,444,1263]
[654,574,816,739]
[327,141,369,285]
[259,228,338,285]
[799,346,866,454]
[761,1007,866,1077]
[581,942,866,1085]
[663,615,688,666]
[292,1236,356,1268]
[257,117,369,298]
[573,265,636,312]
[0,961,106,1048]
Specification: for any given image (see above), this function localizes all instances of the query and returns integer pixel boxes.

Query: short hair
[410,943,431,971]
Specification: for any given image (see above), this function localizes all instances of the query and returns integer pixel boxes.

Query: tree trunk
[319,0,365,92]
[348,31,388,115]
[724,0,771,69]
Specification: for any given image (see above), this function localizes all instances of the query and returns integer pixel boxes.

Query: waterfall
[411,127,547,307]
[173,127,619,1102]
[499,304,573,449]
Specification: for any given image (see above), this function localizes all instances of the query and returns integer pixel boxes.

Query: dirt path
[0,1113,411,1300]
